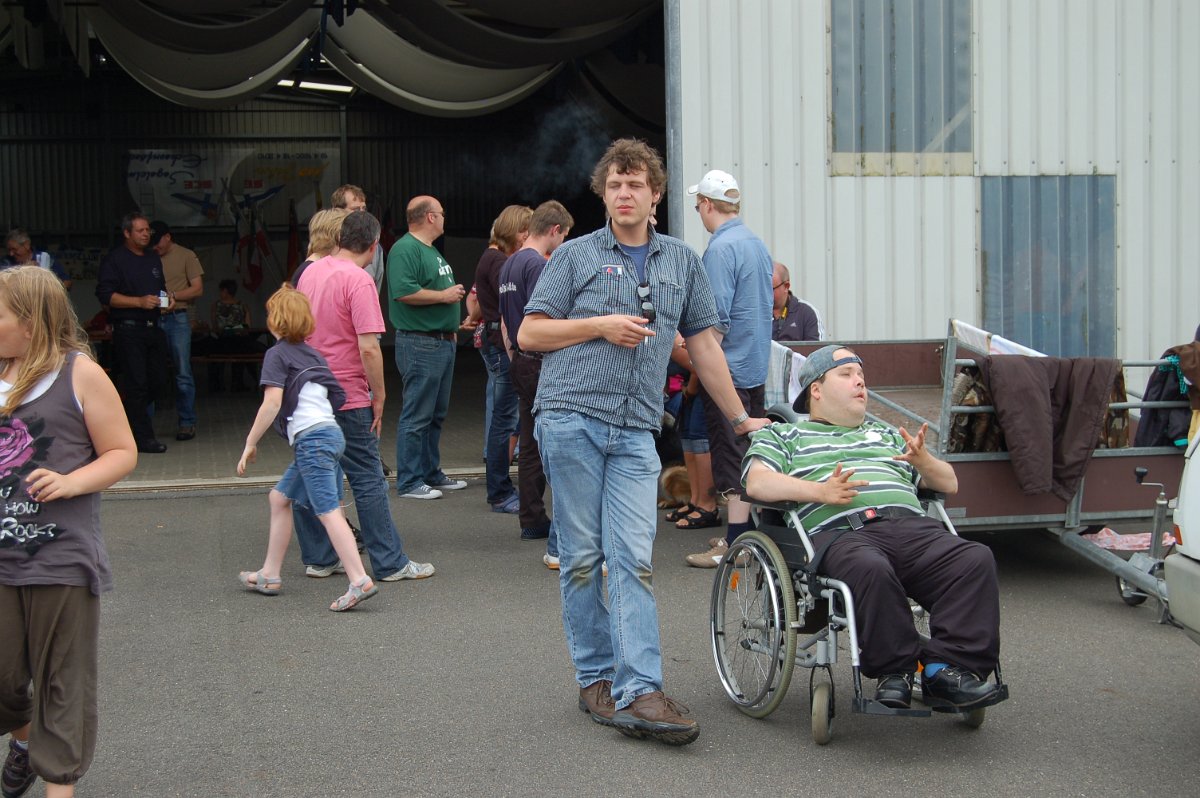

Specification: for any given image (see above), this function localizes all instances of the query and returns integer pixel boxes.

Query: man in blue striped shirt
[744,345,1002,711]
[520,139,769,746]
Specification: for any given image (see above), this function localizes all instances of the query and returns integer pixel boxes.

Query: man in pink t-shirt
[292,211,435,582]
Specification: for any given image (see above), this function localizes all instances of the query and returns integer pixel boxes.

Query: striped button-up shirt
[525,223,720,431]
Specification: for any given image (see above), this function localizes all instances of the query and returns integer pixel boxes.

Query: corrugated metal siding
[679,0,838,331]
[679,0,973,341]
[980,176,1117,357]
[974,0,1200,360]
[677,0,1199,358]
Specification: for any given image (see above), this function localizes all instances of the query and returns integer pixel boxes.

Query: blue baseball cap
[793,344,862,412]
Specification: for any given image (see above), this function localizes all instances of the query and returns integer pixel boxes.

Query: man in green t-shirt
[387,195,467,499]
[743,345,1003,712]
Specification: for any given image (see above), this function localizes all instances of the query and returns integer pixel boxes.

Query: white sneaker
[400,485,443,500]
[305,561,345,578]
[381,560,436,581]
[428,476,467,491]
[543,553,560,570]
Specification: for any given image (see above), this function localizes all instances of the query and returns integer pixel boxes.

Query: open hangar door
[0,1,670,329]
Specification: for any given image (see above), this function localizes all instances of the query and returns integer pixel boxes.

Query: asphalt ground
[28,486,1199,797]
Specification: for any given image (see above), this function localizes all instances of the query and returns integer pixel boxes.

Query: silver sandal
[330,577,378,612]
[238,570,281,596]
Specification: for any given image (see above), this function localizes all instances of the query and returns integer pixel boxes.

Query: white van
[1165,435,1200,645]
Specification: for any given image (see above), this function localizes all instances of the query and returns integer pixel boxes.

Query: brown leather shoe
[578,679,615,726]
[611,690,700,745]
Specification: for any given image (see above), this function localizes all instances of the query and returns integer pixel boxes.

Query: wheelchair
[708,490,1009,745]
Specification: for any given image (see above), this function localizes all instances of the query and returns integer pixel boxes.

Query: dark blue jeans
[160,311,196,428]
[479,341,518,504]
[292,406,410,579]
[394,331,455,494]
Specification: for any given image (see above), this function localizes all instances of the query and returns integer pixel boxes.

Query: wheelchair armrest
[745,495,801,513]
[916,488,946,503]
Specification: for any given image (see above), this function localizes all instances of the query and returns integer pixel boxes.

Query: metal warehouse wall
[0,77,617,244]
[675,0,1200,360]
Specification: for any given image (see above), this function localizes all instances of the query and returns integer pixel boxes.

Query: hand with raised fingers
[895,423,931,466]
[820,463,869,505]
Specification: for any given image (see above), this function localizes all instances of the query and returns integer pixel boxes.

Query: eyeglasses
[428,210,445,218]
[637,282,656,324]
[772,281,786,289]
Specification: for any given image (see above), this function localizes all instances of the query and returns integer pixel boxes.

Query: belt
[162,309,189,315]
[514,348,544,360]
[399,330,456,341]
[115,319,157,328]
[830,505,923,532]
[485,321,501,332]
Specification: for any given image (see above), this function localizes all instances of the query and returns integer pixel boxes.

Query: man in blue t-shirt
[684,169,775,568]
[519,140,770,746]
[497,200,573,561]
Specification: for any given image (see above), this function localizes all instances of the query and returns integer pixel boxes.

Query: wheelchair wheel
[963,707,986,729]
[811,681,834,745]
[710,530,797,719]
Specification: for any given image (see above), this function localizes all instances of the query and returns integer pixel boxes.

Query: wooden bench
[190,353,265,366]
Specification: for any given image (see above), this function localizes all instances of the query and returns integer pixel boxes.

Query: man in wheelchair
[742,345,1002,710]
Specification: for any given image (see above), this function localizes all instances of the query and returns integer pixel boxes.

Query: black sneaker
[921,665,999,708]
[610,691,700,746]
[2,739,36,798]
[349,522,366,553]
[874,673,914,708]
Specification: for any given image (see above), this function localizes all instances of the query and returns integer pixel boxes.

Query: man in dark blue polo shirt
[96,212,172,453]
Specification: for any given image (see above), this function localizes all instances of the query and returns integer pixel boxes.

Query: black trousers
[820,516,1000,679]
[112,324,168,443]
[510,352,549,532]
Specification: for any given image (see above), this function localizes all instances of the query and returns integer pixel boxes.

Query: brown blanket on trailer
[978,356,1121,502]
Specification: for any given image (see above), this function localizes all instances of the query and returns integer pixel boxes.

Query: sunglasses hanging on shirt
[637,281,656,324]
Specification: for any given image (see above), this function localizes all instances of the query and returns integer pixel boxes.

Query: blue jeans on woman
[479,341,518,505]
[292,406,411,579]
[394,331,455,495]
[534,409,663,710]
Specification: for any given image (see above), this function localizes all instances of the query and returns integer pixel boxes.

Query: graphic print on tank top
[0,415,56,554]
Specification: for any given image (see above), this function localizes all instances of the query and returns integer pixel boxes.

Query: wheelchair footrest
[853,697,932,717]
[922,683,1010,714]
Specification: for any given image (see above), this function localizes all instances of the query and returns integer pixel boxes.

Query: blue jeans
[160,311,196,428]
[535,409,662,709]
[292,406,410,578]
[479,342,518,504]
[394,331,455,494]
[275,423,344,516]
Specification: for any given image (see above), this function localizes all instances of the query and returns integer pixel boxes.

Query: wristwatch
[730,411,749,427]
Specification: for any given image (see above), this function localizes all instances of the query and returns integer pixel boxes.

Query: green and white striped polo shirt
[742,419,923,534]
